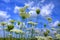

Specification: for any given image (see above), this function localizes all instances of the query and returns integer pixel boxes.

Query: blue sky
[0,0,60,37]
[0,0,60,20]
[0,0,60,26]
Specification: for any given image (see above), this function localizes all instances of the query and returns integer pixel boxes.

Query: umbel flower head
[27,21,37,26]
[17,21,21,25]
[46,29,50,33]
[35,36,45,40]
[58,23,60,27]
[0,22,6,26]
[19,5,30,19]
[44,32,48,37]
[36,8,40,14]
[19,5,29,12]
[15,30,24,34]
[51,28,55,30]
[10,29,24,34]
[43,29,50,37]
[20,12,30,19]
[56,34,60,39]
[47,17,52,23]
[47,36,52,40]
[7,24,14,31]
[10,20,15,24]
[20,8,25,12]
[44,24,47,27]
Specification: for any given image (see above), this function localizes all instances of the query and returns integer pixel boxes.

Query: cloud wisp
[50,21,60,27]
[14,6,20,14]
[40,3,54,17]
[0,11,10,21]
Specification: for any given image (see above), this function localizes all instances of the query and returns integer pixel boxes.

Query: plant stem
[3,26,5,40]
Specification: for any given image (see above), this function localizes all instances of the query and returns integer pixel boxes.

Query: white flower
[10,29,24,34]
[27,21,37,26]
[56,34,60,39]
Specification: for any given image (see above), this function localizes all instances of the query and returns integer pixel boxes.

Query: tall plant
[0,22,6,40]
[27,21,37,38]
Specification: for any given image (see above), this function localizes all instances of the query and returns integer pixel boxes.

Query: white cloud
[29,7,36,11]
[0,28,2,30]
[53,21,59,27]
[29,7,40,11]
[25,1,37,11]
[25,1,34,7]
[0,11,10,21]
[29,10,37,18]
[50,21,60,27]
[14,6,20,13]
[40,3,54,16]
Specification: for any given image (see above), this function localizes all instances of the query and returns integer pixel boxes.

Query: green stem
[31,26,34,38]
[3,26,5,40]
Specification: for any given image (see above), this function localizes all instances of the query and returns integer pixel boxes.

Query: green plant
[0,22,6,40]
